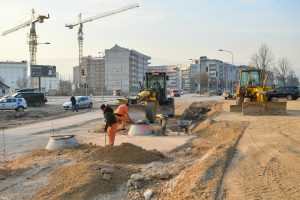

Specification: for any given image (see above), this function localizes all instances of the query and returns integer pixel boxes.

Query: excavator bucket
[242,101,287,115]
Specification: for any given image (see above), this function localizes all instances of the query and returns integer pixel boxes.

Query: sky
[0,0,299,77]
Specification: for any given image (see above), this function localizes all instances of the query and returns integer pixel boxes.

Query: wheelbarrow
[177,120,192,135]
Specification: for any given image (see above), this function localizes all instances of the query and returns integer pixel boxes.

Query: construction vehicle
[230,69,287,115]
[109,72,175,123]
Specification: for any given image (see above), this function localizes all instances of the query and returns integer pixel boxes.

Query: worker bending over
[100,104,118,146]
[114,99,133,130]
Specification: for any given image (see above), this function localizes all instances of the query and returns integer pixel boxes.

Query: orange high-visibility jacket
[115,104,131,118]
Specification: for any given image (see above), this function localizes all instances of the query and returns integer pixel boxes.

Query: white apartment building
[105,45,151,94]
[40,72,60,93]
[0,61,28,90]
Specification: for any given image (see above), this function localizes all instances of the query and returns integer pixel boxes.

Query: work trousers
[107,123,118,146]
[115,115,127,129]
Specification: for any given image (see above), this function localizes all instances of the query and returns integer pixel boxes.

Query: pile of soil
[32,162,133,200]
[89,143,164,164]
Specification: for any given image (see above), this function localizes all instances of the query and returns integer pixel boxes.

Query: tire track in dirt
[221,117,300,200]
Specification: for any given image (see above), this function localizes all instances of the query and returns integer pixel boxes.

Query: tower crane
[2,9,50,89]
[2,9,50,65]
[66,3,139,90]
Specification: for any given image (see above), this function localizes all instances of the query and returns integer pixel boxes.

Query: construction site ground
[0,95,299,200]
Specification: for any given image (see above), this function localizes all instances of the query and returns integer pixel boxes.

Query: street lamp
[218,49,234,93]
[36,42,51,91]
[189,58,200,94]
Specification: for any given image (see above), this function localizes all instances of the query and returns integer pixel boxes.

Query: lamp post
[218,49,234,93]
[36,42,50,91]
[99,52,105,100]
[189,58,200,94]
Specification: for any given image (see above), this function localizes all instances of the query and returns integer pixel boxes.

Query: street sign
[30,65,56,77]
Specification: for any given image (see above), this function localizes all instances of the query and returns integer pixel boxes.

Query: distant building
[189,56,243,93]
[40,72,60,93]
[105,45,151,94]
[181,67,190,92]
[148,65,181,89]
[82,56,105,96]
[0,61,28,90]
[0,80,10,96]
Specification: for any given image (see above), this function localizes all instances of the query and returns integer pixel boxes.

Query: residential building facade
[40,72,60,93]
[105,45,151,94]
[0,61,28,90]
[0,81,10,96]
[189,56,241,93]
[82,56,105,96]
[181,67,190,92]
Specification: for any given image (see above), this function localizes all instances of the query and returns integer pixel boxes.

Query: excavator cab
[146,72,168,105]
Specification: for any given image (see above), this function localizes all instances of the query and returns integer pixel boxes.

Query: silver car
[63,96,93,110]
[0,97,27,111]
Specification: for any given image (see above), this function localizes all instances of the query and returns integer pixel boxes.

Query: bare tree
[273,58,291,86]
[16,77,29,89]
[286,70,299,86]
[250,43,274,79]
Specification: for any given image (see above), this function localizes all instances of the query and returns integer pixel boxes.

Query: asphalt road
[0,94,222,159]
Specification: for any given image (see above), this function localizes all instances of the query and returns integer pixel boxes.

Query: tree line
[250,43,299,87]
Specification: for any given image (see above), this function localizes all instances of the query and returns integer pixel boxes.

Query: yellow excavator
[230,69,287,115]
[109,72,175,123]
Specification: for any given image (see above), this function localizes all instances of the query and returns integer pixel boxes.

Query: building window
[2,89,5,94]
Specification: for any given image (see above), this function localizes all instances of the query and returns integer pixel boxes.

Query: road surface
[0,95,222,159]
[216,101,300,200]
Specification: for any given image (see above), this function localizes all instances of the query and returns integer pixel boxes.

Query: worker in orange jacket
[114,99,134,130]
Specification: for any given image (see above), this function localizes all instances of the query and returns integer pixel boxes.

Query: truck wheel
[35,101,41,107]
[146,102,156,123]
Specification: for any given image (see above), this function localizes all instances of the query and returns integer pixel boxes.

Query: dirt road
[217,101,300,200]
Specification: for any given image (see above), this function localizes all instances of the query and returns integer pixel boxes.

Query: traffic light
[80,69,85,76]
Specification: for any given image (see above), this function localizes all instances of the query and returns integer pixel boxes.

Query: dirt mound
[32,162,132,200]
[89,143,164,164]
[163,121,248,200]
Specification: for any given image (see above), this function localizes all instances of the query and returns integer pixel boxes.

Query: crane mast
[2,9,50,89]
[66,3,139,93]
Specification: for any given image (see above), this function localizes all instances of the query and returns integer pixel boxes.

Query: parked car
[170,89,181,97]
[12,91,47,107]
[267,86,299,100]
[0,97,27,111]
[63,96,93,110]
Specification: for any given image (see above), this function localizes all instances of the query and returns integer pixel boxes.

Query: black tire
[16,106,24,112]
[287,95,293,100]
[146,102,156,123]
[236,97,243,105]
[88,103,93,108]
[35,101,41,107]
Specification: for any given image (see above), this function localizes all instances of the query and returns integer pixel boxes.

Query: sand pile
[89,143,164,164]
[32,162,132,200]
